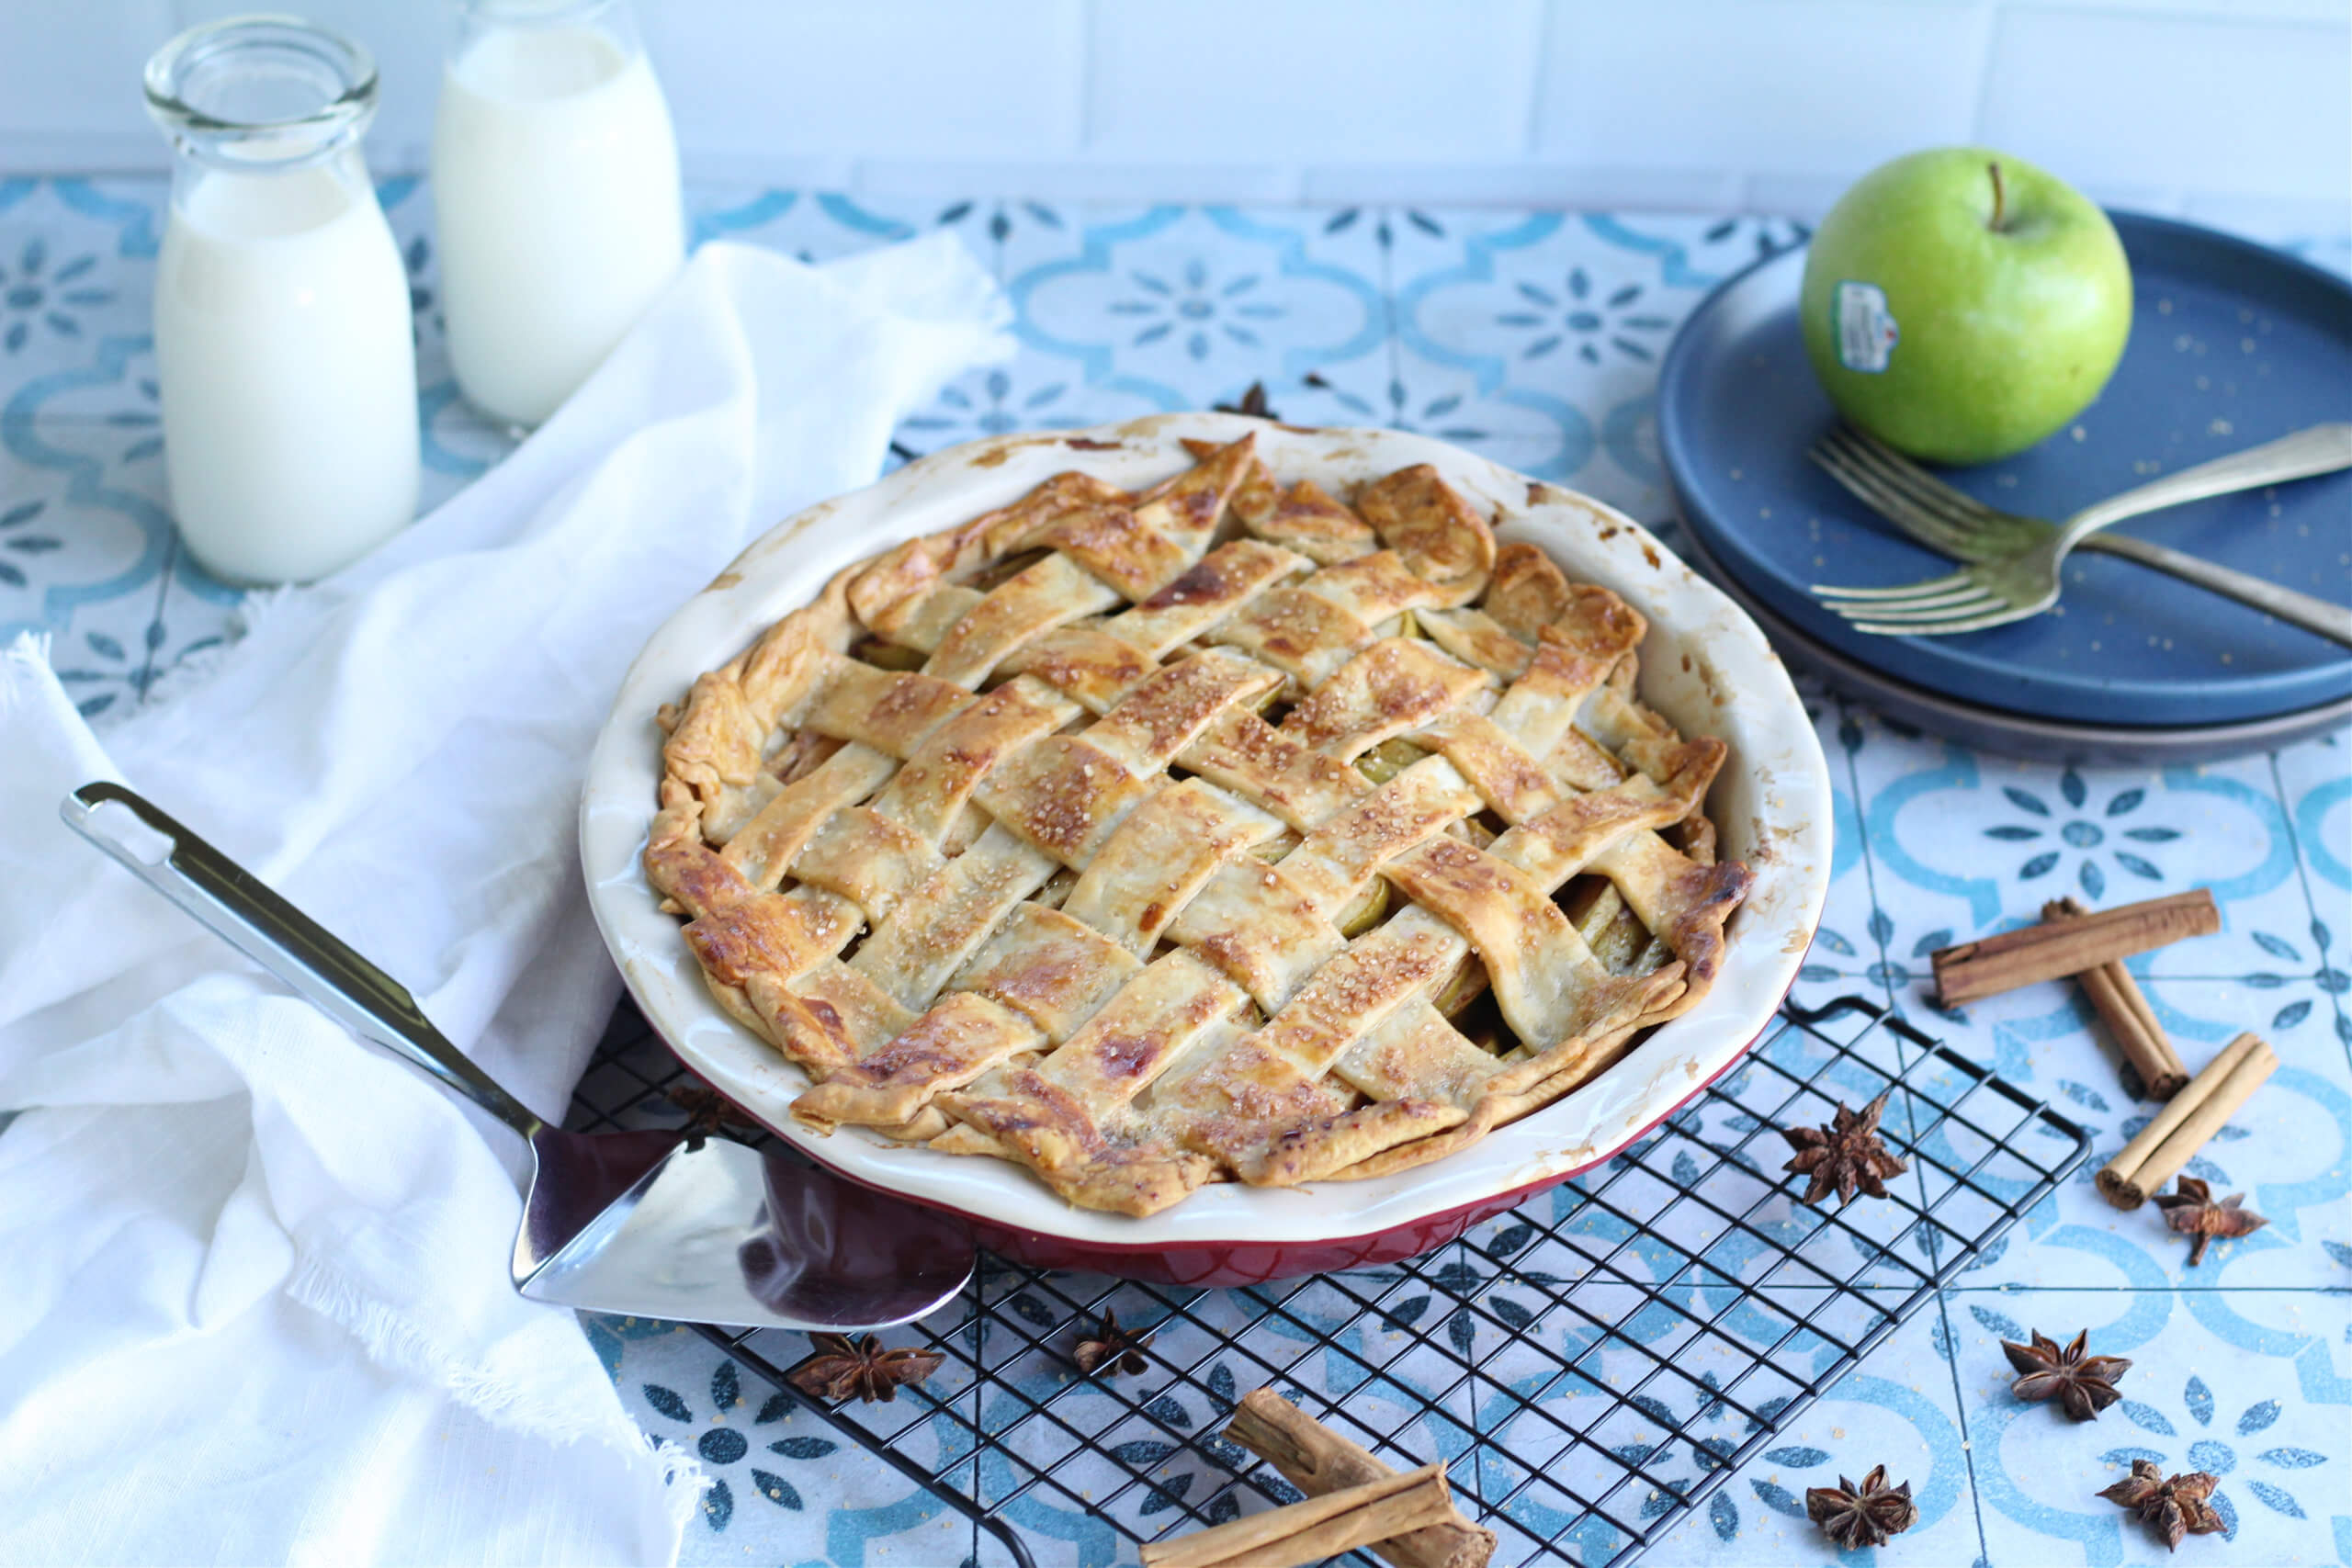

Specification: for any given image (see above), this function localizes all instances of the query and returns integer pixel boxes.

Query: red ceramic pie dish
[582,415,1833,1288]
[850,1010,1784,1286]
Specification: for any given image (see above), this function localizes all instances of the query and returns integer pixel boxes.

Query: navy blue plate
[1680,525,2352,764]
[1658,212,2352,728]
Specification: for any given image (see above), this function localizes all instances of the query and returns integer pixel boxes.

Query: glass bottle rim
[451,0,626,24]
[144,14,378,167]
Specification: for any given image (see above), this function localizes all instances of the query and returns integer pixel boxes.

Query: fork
[1806,423,2352,646]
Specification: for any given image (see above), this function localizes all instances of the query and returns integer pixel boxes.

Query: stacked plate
[1657,213,2352,762]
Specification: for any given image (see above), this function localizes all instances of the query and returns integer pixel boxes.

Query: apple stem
[1987,160,2007,231]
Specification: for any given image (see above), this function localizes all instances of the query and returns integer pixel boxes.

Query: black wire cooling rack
[564,994,2090,1568]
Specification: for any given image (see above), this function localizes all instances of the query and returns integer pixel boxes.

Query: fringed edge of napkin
[6,595,296,735]
[288,1250,708,1537]
[122,584,300,726]
[3,630,52,710]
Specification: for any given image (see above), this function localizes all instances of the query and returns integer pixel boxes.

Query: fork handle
[2076,530,2352,648]
[2063,423,2352,539]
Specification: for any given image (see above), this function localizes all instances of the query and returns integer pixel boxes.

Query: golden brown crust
[1355,464,1498,603]
[646,434,1748,1213]
[1217,446,1381,567]
[1483,543,1573,637]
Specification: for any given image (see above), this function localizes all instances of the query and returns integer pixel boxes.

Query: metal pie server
[62,780,973,1333]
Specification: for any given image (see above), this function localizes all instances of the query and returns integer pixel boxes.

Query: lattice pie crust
[647,435,1751,1215]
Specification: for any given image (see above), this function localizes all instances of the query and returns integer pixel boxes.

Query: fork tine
[1824,582,1996,614]
[1806,445,1984,557]
[1827,452,1986,543]
[1823,430,1997,537]
[1809,570,1973,600]
[1849,604,2030,637]
[1831,427,2002,530]
[1826,591,2007,626]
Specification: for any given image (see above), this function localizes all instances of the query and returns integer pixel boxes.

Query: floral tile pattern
[0,180,153,374]
[1948,1288,2345,1566]
[1009,204,1387,418]
[6,175,2346,1567]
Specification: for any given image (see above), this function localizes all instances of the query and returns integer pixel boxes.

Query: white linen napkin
[0,232,1012,1568]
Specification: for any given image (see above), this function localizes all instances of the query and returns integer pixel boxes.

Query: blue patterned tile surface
[6,176,2345,1567]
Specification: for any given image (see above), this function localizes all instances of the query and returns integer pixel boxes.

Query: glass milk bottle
[145,17,420,586]
[431,0,685,428]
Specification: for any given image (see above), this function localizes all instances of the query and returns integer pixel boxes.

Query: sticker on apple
[1833,280,1900,374]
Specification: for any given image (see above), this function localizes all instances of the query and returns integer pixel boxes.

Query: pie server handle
[61,780,543,1135]
[62,781,978,1336]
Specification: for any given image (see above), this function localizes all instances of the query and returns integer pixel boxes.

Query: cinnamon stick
[1224,1390,1495,1568]
[1138,1463,1456,1568]
[2043,897,2190,1099]
[1931,889,2218,1007]
[2097,1032,2277,1209]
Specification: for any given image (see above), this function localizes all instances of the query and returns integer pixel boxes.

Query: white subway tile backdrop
[1090,0,1542,163]
[650,0,1086,164]
[1532,1,1995,174]
[0,0,2345,213]
[1978,6,2352,204]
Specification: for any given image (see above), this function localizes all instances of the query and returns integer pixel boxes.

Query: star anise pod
[2152,1176,2267,1267]
[1212,381,1276,420]
[1804,1464,1917,1550]
[2001,1327,2132,1421]
[2099,1459,2225,1551]
[1781,1089,1908,1205]
[1071,1310,1153,1377]
[786,1333,943,1404]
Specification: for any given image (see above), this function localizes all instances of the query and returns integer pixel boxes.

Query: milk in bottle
[432,0,685,428]
[145,17,420,585]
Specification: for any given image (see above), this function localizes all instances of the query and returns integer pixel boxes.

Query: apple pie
[646,434,1751,1215]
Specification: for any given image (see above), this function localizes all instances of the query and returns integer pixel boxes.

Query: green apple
[1800,148,2132,465]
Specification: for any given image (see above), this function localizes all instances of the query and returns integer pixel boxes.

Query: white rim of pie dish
[581,413,1833,1251]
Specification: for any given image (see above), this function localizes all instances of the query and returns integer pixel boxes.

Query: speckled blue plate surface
[1658,211,2352,728]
